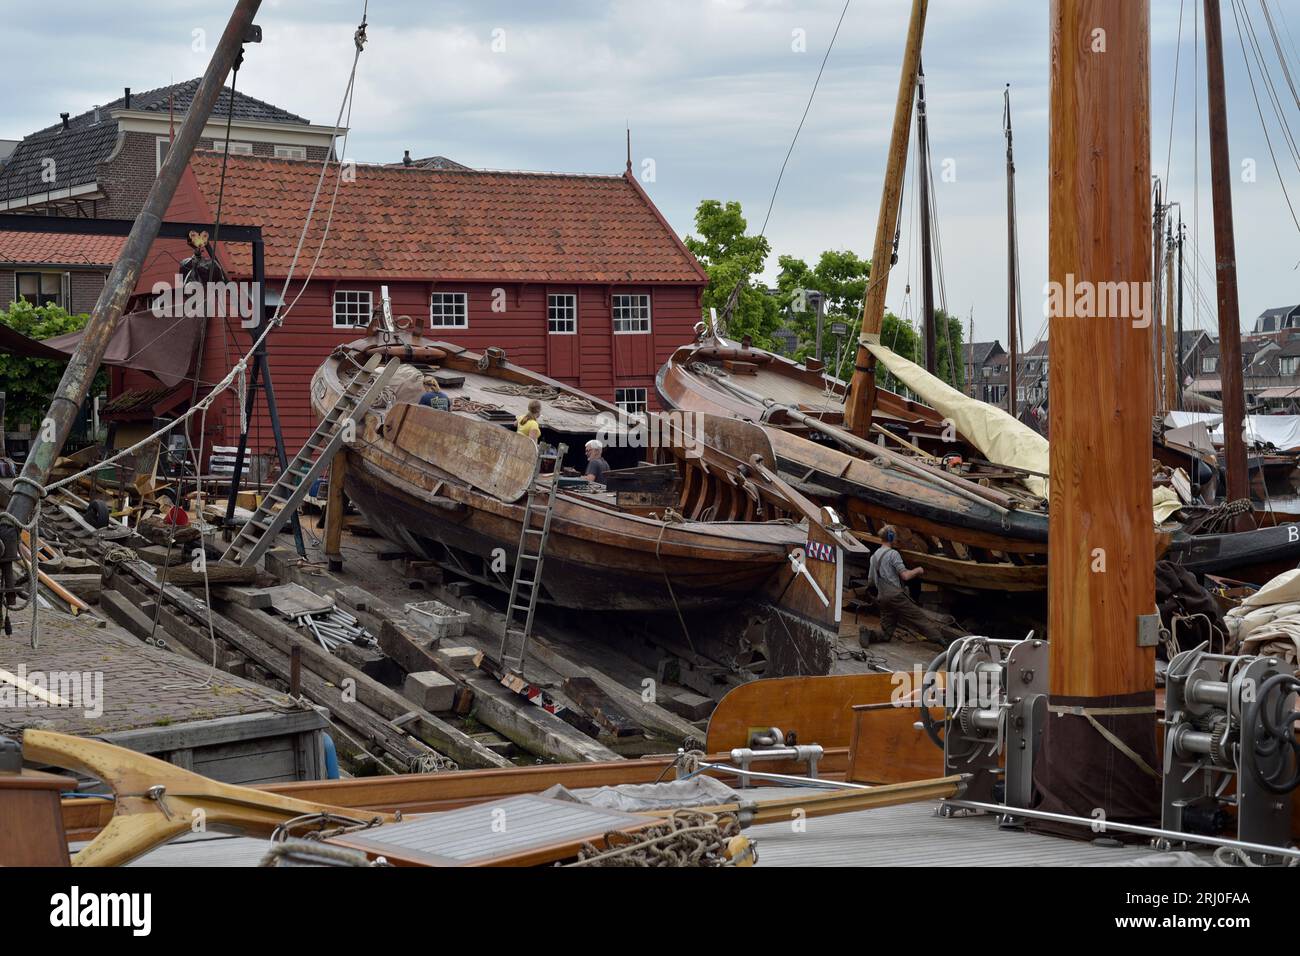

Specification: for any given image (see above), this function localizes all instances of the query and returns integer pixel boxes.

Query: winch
[920,635,1048,813]
[1160,644,1299,858]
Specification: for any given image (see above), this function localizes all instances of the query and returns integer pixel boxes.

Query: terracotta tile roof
[0,230,124,267]
[187,153,708,284]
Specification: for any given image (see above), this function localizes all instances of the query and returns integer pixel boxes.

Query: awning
[1256,386,1300,401]
[0,322,73,361]
[41,311,203,388]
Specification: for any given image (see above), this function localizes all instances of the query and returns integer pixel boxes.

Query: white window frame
[1281,356,1300,376]
[548,293,577,334]
[615,387,649,414]
[612,293,651,334]
[212,140,253,155]
[430,291,468,329]
[156,136,171,174]
[274,145,307,160]
[333,290,373,329]
[1202,356,1217,373]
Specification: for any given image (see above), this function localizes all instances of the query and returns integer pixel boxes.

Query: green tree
[684,200,781,348]
[0,300,101,428]
[775,249,963,392]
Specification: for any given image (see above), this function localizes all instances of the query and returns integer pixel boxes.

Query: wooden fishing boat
[311,329,863,664]
[658,337,1300,588]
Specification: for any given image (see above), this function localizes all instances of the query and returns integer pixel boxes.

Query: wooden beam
[323,449,348,572]
[213,599,511,770]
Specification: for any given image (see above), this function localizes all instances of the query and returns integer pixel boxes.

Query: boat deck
[117,789,1204,867]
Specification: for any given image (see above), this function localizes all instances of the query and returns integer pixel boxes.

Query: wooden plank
[846,702,945,784]
[166,563,260,586]
[384,402,537,502]
[465,675,619,763]
[706,673,904,753]
[210,585,273,609]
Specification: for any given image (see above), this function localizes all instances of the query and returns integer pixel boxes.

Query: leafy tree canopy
[684,200,781,349]
[0,301,101,428]
[776,249,964,392]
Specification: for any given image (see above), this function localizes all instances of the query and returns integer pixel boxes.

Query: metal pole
[4,0,262,529]
[944,798,1300,861]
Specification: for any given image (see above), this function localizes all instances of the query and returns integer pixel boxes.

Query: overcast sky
[5,0,1299,345]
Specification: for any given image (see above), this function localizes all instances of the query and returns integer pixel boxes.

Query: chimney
[92,105,101,124]
[403,150,413,167]
[59,112,69,130]
[124,87,131,109]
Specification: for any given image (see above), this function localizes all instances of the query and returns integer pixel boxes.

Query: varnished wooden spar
[1047,0,1154,699]
[844,0,929,438]
[1204,0,1249,525]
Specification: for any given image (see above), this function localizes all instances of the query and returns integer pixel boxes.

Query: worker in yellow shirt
[517,399,542,442]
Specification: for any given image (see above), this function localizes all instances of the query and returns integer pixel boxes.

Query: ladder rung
[518,553,539,561]
[510,603,531,613]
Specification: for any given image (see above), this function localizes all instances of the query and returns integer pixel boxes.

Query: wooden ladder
[221,354,398,567]
[498,443,566,674]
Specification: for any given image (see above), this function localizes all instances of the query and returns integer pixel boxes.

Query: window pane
[548,293,576,333]
[430,292,467,328]
[612,294,650,333]
[333,290,372,328]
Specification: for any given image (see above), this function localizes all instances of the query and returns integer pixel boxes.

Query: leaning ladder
[221,354,399,567]
[498,443,567,673]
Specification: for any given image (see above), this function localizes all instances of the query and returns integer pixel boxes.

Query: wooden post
[323,450,348,573]
[1204,0,1249,522]
[1037,0,1158,822]
[843,0,928,437]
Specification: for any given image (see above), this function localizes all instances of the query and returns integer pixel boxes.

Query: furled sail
[862,335,1182,523]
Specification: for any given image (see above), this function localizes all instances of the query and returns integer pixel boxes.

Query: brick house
[126,151,709,458]
[0,230,124,315]
[962,340,1007,404]
[0,80,336,315]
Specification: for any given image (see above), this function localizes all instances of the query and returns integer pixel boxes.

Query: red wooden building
[123,151,708,459]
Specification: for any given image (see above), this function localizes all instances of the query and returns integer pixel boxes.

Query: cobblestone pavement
[0,609,294,736]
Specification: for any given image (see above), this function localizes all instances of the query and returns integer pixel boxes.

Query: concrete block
[662,689,715,722]
[438,645,480,673]
[403,670,457,713]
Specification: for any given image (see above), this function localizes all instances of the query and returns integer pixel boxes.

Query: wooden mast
[1037,0,1158,820]
[917,62,937,375]
[843,0,928,437]
[1004,84,1018,418]
[1164,219,1178,411]
[1204,0,1249,522]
